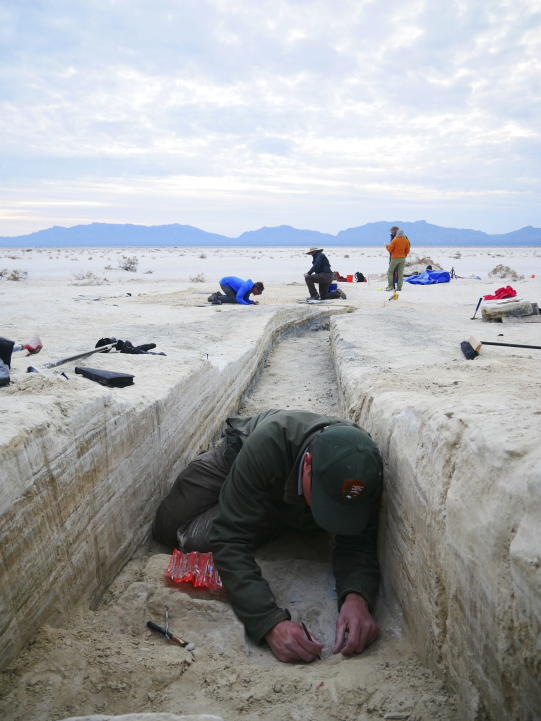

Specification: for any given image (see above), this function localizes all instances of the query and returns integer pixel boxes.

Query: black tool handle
[481,341,541,350]
[147,620,172,639]
[471,297,482,319]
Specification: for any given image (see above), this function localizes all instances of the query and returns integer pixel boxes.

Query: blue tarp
[406,269,451,285]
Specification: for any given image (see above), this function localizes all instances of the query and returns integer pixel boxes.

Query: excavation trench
[0,322,459,721]
[1,275,538,721]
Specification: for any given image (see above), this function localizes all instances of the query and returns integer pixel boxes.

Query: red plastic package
[166,549,223,591]
[483,285,517,300]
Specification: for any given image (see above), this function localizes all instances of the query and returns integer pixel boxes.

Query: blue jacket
[220,276,255,305]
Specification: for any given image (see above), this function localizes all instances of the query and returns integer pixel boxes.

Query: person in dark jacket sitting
[153,409,383,664]
[304,247,334,300]
[208,276,264,305]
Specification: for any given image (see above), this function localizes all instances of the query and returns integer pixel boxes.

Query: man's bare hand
[265,620,323,663]
[333,593,379,656]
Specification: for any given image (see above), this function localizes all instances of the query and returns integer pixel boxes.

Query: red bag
[483,285,517,300]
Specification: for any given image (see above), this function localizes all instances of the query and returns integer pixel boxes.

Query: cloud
[0,0,539,235]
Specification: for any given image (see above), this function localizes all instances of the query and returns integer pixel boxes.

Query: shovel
[27,342,117,372]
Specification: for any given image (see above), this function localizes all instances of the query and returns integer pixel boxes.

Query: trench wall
[0,305,338,669]
[330,312,540,721]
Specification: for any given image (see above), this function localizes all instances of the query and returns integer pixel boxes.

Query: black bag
[355,272,366,282]
[75,366,134,387]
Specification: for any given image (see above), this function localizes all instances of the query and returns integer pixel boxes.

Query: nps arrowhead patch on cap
[340,479,367,501]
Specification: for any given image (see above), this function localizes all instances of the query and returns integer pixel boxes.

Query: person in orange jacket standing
[385,226,410,291]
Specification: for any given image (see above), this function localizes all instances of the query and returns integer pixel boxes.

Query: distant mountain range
[1,220,540,247]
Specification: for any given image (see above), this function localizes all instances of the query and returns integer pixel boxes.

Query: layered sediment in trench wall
[330,312,540,721]
[0,305,338,669]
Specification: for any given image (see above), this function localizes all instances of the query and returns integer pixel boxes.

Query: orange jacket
[386,234,410,258]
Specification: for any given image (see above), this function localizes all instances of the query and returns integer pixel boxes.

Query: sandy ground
[1,245,540,721]
[1,243,539,365]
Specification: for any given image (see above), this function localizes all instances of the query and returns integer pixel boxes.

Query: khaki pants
[387,257,406,291]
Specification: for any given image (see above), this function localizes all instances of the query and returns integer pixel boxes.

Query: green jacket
[209,409,382,644]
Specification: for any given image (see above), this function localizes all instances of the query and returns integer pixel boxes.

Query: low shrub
[72,271,104,284]
[118,255,139,272]
[0,268,28,281]
[488,264,523,281]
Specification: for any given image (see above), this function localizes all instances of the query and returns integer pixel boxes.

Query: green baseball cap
[310,424,383,535]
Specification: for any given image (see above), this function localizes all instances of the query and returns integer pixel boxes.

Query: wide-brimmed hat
[306,247,324,255]
[310,425,383,535]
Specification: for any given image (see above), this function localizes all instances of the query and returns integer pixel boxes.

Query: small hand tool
[13,336,43,355]
[146,620,195,651]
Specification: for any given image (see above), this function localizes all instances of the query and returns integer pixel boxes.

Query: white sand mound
[488,263,524,280]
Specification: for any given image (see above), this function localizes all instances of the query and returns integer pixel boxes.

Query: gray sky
[1,0,540,237]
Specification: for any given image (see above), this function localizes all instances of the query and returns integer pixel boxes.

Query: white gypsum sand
[0,245,540,721]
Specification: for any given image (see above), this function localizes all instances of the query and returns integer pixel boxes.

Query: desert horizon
[1,244,540,286]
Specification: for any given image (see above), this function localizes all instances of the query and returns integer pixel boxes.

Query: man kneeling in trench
[153,409,383,663]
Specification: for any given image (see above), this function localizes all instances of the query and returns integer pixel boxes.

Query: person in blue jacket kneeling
[208,277,264,305]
